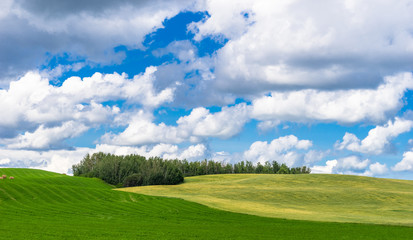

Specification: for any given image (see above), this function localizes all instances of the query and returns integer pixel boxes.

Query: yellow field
[119,174,413,226]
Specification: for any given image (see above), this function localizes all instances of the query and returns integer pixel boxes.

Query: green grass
[0,169,412,239]
[120,174,413,226]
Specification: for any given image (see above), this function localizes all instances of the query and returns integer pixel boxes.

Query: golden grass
[119,174,413,226]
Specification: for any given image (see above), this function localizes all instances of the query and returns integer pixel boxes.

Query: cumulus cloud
[334,156,370,173]
[0,0,196,85]
[336,117,413,154]
[365,162,388,176]
[311,160,337,174]
[104,103,249,145]
[0,147,91,173]
[311,156,389,177]
[59,66,174,108]
[243,135,312,166]
[163,144,207,160]
[187,103,249,138]
[393,150,413,172]
[192,0,413,93]
[4,121,88,150]
[0,67,174,148]
[250,73,413,124]
[0,158,11,165]
[102,111,189,146]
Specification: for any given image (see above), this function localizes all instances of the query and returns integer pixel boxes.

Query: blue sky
[1,0,413,179]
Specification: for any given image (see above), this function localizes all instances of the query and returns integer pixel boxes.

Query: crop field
[1,169,413,239]
[121,174,413,226]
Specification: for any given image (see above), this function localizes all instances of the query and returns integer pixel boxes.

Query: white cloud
[311,155,370,175]
[243,135,312,166]
[193,0,413,93]
[101,110,189,145]
[104,103,249,145]
[250,73,413,124]
[335,156,370,172]
[163,144,207,160]
[0,68,174,148]
[189,0,254,41]
[257,120,280,132]
[311,156,390,177]
[0,158,11,165]
[393,150,413,172]
[59,66,174,108]
[366,162,388,176]
[311,160,337,174]
[5,121,88,150]
[189,103,249,138]
[304,150,327,164]
[0,147,91,174]
[336,117,413,154]
[38,154,83,174]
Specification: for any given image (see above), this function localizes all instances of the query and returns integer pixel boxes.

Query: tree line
[72,152,311,187]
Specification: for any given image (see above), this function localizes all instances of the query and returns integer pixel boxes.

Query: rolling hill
[120,174,413,226]
[1,168,412,239]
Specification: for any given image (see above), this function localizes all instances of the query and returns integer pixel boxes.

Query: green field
[1,169,413,239]
[120,174,413,226]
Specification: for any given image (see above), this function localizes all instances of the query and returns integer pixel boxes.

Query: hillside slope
[1,168,413,239]
[120,174,413,226]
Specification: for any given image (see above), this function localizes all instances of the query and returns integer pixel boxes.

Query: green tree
[246,161,254,173]
[263,161,272,174]
[272,161,280,173]
[123,173,144,187]
[255,162,264,173]
[277,164,290,174]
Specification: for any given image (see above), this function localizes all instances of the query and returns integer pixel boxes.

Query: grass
[120,174,413,226]
[0,169,412,239]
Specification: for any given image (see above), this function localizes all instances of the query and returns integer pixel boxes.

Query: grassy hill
[120,174,413,226]
[1,168,413,239]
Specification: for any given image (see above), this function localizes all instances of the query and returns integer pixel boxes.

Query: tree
[263,161,272,174]
[272,161,280,173]
[123,173,144,187]
[277,164,290,174]
[255,162,264,173]
[246,161,254,173]
[224,163,233,174]
[165,165,184,185]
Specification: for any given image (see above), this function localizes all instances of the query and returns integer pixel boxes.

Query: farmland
[121,174,413,226]
[1,168,412,239]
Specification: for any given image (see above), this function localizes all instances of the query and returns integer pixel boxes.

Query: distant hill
[120,174,413,226]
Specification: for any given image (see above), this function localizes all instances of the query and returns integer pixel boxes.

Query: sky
[1,0,413,179]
